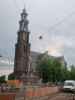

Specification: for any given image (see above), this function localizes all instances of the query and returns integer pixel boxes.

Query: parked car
[63,80,75,92]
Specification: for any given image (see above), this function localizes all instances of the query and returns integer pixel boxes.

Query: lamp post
[0,55,11,79]
[0,55,3,77]
[0,55,2,57]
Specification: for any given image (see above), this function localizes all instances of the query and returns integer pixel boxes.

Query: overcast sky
[0,0,75,65]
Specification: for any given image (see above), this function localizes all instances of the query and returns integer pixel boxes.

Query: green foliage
[38,58,51,83]
[36,52,69,83]
[0,75,6,83]
[8,73,16,80]
[70,65,75,80]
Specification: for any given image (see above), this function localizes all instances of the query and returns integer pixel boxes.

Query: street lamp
[0,55,11,79]
[0,55,2,57]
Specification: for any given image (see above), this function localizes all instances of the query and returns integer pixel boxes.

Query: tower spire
[24,3,26,10]
[19,7,29,32]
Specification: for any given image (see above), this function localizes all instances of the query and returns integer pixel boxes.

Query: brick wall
[0,86,59,100]
[0,93,16,100]
[25,86,59,100]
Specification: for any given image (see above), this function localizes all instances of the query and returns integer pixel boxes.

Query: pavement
[48,93,75,100]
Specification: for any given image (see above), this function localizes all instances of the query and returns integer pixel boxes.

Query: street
[48,93,75,100]
[15,92,75,100]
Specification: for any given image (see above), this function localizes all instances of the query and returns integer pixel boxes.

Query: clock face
[23,33,25,40]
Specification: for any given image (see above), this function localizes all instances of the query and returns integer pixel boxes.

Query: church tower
[14,8,30,79]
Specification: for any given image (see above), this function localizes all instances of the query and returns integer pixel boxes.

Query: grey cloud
[0,0,75,65]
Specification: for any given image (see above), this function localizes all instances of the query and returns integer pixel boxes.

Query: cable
[37,10,75,41]
[48,10,75,32]
[12,0,75,34]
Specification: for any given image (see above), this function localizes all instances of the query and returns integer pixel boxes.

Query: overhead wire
[9,0,75,31]
[37,10,75,38]
[48,10,75,33]
[11,0,75,35]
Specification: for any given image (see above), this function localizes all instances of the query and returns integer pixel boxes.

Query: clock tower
[14,8,30,79]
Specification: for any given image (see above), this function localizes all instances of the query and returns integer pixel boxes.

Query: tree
[52,59,62,82]
[8,73,16,80]
[0,75,6,84]
[36,52,52,83]
[36,52,68,83]
[70,65,75,80]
